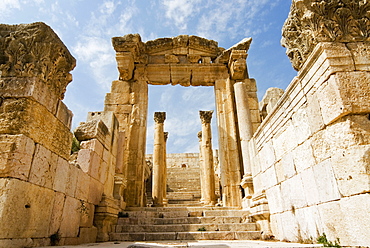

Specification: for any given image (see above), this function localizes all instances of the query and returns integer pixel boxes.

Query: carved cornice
[154,112,166,123]
[282,0,370,71]
[0,22,76,99]
[199,110,213,124]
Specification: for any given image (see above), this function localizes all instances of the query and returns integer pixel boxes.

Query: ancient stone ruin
[0,0,369,247]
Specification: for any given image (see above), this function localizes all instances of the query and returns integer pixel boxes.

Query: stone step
[117,216,246,225]
[114,223,257,233]
[110,231,261,241]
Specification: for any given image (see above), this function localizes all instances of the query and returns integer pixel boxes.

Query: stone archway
[105,34,261,207]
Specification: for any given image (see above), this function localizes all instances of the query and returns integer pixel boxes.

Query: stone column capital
[164,132,169,142]
[154,112,166,123]
[197,131,202,141]
[199,110,213,124]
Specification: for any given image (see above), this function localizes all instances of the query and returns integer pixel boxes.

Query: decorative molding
[0,22,76,99]
[154,112,166,123]
[199,110,213,124]
[282,0,370,70]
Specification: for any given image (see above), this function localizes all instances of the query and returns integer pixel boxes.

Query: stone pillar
[233,81,254,202]
[152,112,166,207]
[197,131,205,203]
[199,111,216,206]
[162,132,169,206]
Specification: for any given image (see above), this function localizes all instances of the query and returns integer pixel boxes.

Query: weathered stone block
[29,144,58,188]
[80,139,104,158]
[312,159,341,203]
[0,98,72,159]
[110,80,131,93]
[116,52,134,80]
[0,77,59,114]
[53,157,70,193]
[272,122,298,160]
[59,196,81,237]
[56,100,73,129]
[170,65,191,86]
[146,65,171,84]
[300,167,320,206]
[80,202,94,227]
[65,164,79,197]
[0,178,54,239]
[331,145,370,197]
[77,149,101,180]
[74,119,110,147]
[0,134,35,180]
[49,191,66,236]
[347,42,370,71]
[292,140,315,173]
[265,185,284,214]
[78,227,98,244]
[295,205,323,241]
[257,140,275,172]
[88,178,104,205]
[104,92,130,105]
[75,169,91,201]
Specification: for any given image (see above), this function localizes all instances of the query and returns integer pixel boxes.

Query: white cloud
[100,0,117,15]
[72,36,116,89]
[162,0,201,30]
[0,0,20,18]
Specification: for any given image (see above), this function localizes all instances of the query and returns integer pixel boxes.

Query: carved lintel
[199,110,213,124]
[282,0,370,71]
[154,112,166,123]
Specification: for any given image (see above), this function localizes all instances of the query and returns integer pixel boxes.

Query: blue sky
[0,0,297,154]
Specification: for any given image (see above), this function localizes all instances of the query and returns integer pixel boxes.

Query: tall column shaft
[199,111,216,206]
[162,132,168,206]
[234,82,254,178]
[198,131,206,203]
[152,112,166,207]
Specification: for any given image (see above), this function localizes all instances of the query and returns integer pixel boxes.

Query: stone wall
[250,41,370,246]
[0,23,117,247]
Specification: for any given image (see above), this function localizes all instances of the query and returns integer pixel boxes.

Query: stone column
[197,131,205,203]
[152,112,166,207]
[233,81,254,201]
[199,111,216,206]
[162,132,169,206]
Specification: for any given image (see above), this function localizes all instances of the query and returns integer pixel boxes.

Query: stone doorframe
[106,34,261,207]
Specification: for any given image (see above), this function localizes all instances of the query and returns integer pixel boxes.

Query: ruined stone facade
[0,0,369,247]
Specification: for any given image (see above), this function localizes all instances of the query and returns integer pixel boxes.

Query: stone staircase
[110,207,261,241]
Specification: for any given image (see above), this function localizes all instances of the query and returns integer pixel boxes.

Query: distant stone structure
[0,0,369,247]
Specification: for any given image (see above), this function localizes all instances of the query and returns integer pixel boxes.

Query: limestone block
[338,194,370,246]
[187,54,201,63]
[347,42,370,71]
[170,65,191,86]
[312,159,341,203]
[191,65,227,86]
[110,80,131,93]
[104,92,130,105]
[66,164,79,197]
[257,140,275,172]
[78,227,98,244]
[269,213,284,241]
[305,93,325,134]
[29,144,58,188]
[80,201,94,227]
[331,145,370,197]
[261,166,277,190]
[311,130,331,164]
[294,205,323,241]
[300,167,320,206]
[146,65,171,84]
[288,174,307,209]
[0,134,35,180]
[279,210,300,241]
[75,169,90,201]
[74,119,110,147]
[275,152,296,182]
[88,178,104,205]
[317,72,370,125]
[77,149,101,180]
[53,157,70,193]
[292,140,315,173]
[265,185,284,214]
[0,98,72,159]
[0,77,59,114]
[116,52,134,80]
[59,196,81,237]
[272,122,298,160]
[291,106,312,145]
[80,139,104,158]
[56,100,73,129]
[0,178,54,238]
[49,191,66,236]
[99,160,108,184]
